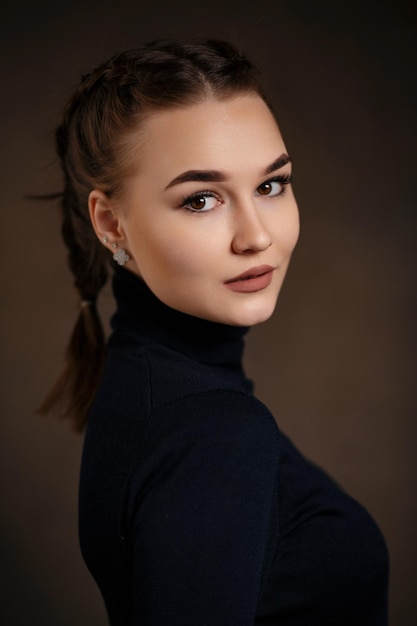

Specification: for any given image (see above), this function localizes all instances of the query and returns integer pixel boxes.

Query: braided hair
[38,38,268,431]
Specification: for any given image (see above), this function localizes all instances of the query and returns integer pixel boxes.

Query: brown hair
[38,38,268,432]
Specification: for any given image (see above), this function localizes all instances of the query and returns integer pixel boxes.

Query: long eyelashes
[268,173,293,187]
[257,174,293,197]
[179,190,220,213]
[179,173,293,214]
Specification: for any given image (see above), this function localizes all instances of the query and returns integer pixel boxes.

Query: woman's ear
[88,189,125,245]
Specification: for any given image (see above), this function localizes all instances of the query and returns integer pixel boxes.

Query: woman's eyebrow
[164,169,226,190]
[264,153,292,175]
[164,153,292,190]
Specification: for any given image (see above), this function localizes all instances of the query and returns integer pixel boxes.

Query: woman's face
[114,94,299,326]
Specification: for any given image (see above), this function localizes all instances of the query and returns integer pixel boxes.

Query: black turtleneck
[110,264,253,383]
[79,267,389,626]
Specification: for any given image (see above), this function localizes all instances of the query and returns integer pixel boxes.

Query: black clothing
[79,267,389,625]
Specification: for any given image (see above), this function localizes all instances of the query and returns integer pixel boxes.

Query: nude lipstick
[224,265,274,293]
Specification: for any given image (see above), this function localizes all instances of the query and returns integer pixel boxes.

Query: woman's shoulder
[98,339,280,455]
[148,386,280,462]
[128,388,280,525]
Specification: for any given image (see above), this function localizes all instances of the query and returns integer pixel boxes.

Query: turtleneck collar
[110,267,250,373]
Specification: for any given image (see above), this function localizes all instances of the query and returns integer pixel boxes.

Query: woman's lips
[224,265,274,293]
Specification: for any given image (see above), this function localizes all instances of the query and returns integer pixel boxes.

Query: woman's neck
[110,266,251,373]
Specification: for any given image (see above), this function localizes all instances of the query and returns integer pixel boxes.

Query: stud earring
[112,244,130,266]
[102,236,108,244]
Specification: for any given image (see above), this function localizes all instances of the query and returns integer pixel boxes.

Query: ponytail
[37,300,106,432]
[37,114,110,431]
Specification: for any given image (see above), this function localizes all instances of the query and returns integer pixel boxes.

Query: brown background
[1,1,416,624]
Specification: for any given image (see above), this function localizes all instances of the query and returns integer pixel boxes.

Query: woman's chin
[224,297,278,327]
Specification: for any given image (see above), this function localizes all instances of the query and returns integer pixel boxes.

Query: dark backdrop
[1,1,416,624]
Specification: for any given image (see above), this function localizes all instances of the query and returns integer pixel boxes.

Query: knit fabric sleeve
[123,389,280,626]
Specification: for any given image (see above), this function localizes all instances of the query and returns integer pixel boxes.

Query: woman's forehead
[128,95,285,180]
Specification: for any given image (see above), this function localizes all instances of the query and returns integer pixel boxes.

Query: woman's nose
[231,203,272,254]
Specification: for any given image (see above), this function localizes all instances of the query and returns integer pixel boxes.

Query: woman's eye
[182,193,219,212]
[256,179,283,197]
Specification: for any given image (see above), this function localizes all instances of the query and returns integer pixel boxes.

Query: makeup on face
[116,94,300,326]
[164,153,292,191]
[224,265,275,293]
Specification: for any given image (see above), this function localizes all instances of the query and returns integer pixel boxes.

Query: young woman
[40,38,389,624]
